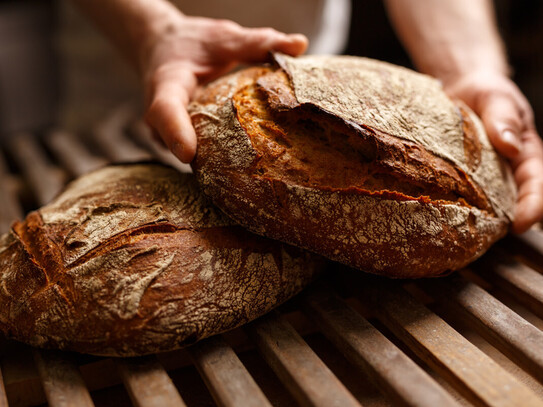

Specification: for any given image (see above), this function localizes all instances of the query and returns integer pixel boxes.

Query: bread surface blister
[0,163,323,356]
[189,53,516,278]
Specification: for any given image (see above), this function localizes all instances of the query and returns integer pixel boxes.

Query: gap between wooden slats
[356,278,543,407]
[477,252,543,321]
[420,275,543,384]
[188,335,273,407]
[6,135,97,407]
[44,130,108,178]
[7,134,66,206]
[245,311,361,407]
[115,356,187,407]
[300,285,461,407]
[34,350,95,407]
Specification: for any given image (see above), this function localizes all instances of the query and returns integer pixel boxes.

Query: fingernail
[501,130,522,154]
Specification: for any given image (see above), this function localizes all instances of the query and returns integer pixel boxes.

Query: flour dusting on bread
[190,54,516,278]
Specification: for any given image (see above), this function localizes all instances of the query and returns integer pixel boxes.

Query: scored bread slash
[189,53,516,278]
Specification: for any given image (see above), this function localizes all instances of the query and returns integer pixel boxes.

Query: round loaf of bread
[189,53,517,278]
[0,163,323,356]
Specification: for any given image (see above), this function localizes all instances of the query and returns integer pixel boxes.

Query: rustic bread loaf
[0,163,323,356]
[189,53,517,278]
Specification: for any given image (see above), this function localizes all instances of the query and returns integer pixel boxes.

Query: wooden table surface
[0,105,542,407]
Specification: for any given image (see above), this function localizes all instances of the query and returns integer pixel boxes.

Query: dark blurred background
[0,0,541,137]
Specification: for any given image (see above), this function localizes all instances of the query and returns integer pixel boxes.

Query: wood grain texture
[478,252,543,320]
[421,275,543,384]
[34,350,95,407]
[116,356,186,407]
[188,335,272,407]
[247,312,361,407]
[301,285,461,407]
[358,280,543,407]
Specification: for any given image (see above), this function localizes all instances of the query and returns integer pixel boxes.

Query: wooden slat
[301,286,461,407]
[92,105,153,163]
[247,312,361,407]
[7,133,65,205]
[421,275,543,384]
[116,356,186,407]
[44,130,108,178]
[34,350,95,407]
[478,253,543,320]
[358,279,543,407]
[188,335,272,407]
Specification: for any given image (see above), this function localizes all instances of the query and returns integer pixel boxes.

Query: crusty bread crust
[189,54,516,278]
[0,163,323,356]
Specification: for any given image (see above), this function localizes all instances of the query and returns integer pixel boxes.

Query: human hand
[141,15,307,163]
[445,72,543,233]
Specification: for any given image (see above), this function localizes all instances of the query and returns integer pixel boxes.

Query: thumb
[479,93,524,159]
[144,66,198,163]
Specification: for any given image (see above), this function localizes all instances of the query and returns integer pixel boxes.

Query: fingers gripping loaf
[0,163,323,356]
[189,54,516,278]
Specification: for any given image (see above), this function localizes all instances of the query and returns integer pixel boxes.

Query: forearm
[383,0,509,84]
[70,0,183,73]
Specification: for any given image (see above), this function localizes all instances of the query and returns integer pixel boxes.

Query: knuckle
[251,27,281,43]
[213,19,241,34]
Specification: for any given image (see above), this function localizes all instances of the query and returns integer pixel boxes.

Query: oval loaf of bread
[189,53,516,278]
[0,163,323,356]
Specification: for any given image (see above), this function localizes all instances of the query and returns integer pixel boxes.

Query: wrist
[424,53,510,89]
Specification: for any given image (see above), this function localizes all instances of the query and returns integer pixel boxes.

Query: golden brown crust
[189,55,516,278]
[0,163,323,356]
